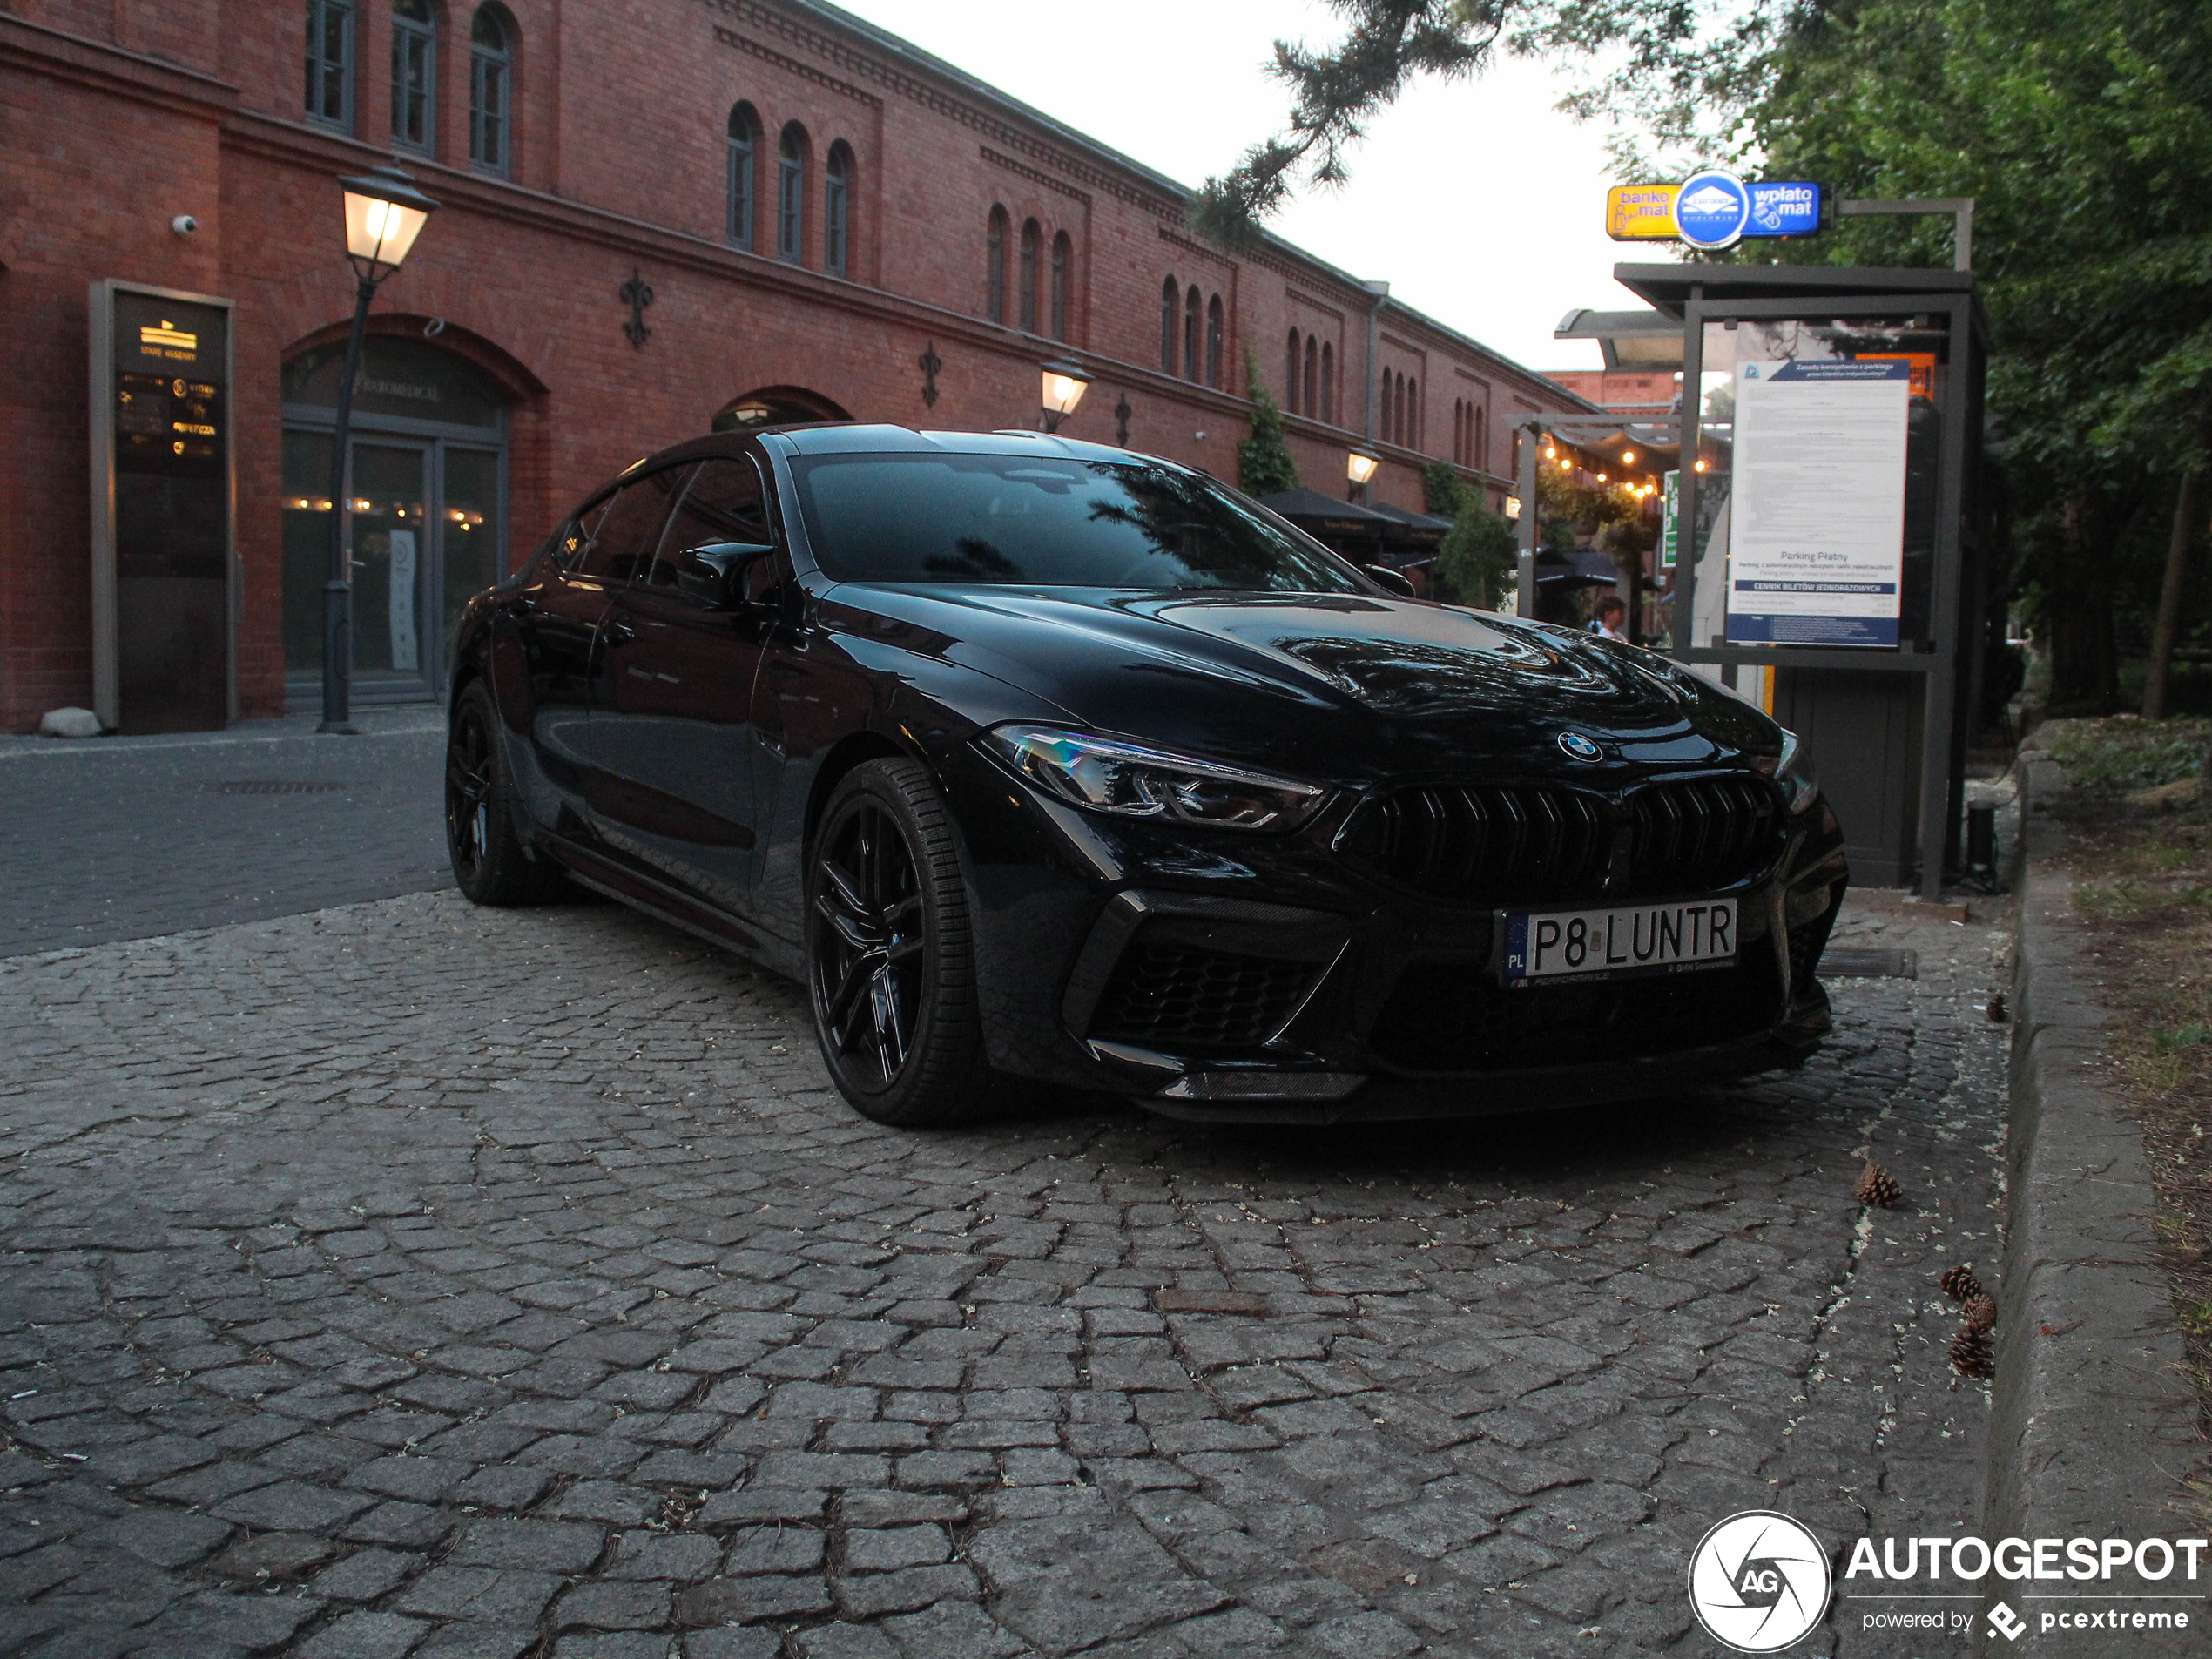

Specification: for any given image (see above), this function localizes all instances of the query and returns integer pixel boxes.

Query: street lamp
[320,165,438,734]
[1345,446,1379,502]
[1039,360,1090,433]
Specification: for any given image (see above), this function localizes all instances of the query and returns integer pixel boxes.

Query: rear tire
[806,758,995,1126]
[446,680,564,907]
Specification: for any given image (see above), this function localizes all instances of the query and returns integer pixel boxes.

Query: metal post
[1914,293,1974,899]
[1514,421,1539,617]
[1673,292,1706,658]
[320,273,375,735]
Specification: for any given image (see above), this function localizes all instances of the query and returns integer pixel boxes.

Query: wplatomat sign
[1727,358,1912,648]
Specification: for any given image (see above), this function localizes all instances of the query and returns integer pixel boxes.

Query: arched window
[391,0,434,152]
[469,6,512,175]
[307,0,355,131]
[1205,295,1224,388]
[1452,401,1463,464]
[1184,287,1201,381]
[1162,279,1180,373]
[1303,337,1318,420]
[1320,342,1333,424]
[1049,232,1072,341]
[1017,220,1041,333]
[1407,377,1419,449]
[1285,330,1302,414]
[777,123,806,261]
[727,104,759,249]
[824,141,853,276]
[1379,368,1393,444]
[1474,405,1486,469]
[988,206,1009,323]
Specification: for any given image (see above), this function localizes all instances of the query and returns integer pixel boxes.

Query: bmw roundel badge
[1557,731,1603,763]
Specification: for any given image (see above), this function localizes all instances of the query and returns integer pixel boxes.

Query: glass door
[282,436,436,699]
[349,441,434,693]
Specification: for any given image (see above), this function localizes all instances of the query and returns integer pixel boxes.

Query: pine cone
[1986,992,2009,1024]
[1854,1163,1901,1208]
[1940,1264,1983,1301]
[1963,1293,1997,1333]
[1949,1325,1994,1379]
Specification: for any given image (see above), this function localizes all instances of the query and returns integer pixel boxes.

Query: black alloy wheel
[445,681,563,906]
[806,758,993,1124]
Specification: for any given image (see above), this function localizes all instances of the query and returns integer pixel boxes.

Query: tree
[1434,502,1519,609]
[1203,0,2212,714]
[1238,348,1300,496]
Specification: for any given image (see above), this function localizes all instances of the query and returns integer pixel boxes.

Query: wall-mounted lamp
[1040,360,1090,433]
[1345,447,1380,503]
[1504,496,1522,520]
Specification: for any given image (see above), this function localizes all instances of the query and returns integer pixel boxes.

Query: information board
[1725,359,1909,648]
[91,281,234,731]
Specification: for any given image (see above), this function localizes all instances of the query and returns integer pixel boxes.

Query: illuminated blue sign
[1673,170,1751,249]
[1746,181,1822,238]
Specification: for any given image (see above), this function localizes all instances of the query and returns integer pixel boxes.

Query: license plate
[1504,898,1738,981]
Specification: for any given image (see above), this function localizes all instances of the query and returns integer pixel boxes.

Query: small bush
[2040,717,2210,792]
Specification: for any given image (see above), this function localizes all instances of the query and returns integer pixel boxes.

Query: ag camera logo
[1688,1511,1832,1652]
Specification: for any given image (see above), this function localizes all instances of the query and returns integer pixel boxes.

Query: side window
[573,465,693,582]
[650,456,772,593]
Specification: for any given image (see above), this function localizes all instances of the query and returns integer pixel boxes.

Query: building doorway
[281,337,508,706]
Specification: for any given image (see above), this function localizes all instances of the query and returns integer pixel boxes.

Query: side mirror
[675,541,777,610]
[1363,563,1416,597]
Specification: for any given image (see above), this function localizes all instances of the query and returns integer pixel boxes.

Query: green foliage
[1238,349,1300,498]
[1433,503,1520,610]
[1421,459,1468,516]
[2040,716,2211,791]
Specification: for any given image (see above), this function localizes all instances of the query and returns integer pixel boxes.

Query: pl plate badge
[1687,1511,1832,1652]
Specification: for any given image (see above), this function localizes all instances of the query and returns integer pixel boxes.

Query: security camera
[171,215,199,237]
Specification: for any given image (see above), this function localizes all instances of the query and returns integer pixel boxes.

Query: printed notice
[1726,359,1910,647]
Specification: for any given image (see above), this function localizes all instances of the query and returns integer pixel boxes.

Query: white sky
[831,0,1663,374]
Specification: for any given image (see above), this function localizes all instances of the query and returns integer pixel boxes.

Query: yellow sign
[140,320,199,352]
[1606,185,1679,241]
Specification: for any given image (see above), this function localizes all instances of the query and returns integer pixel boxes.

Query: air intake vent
[1090,943,1318,1049]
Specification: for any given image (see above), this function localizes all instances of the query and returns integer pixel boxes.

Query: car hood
[817,583,1778,783]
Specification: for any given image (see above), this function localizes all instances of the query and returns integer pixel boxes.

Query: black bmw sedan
[444,424,1846,1126]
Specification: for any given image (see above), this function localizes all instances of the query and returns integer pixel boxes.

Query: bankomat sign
[1606,175,1823,246]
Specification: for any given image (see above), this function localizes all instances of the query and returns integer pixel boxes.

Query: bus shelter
[1516,264,1991,897]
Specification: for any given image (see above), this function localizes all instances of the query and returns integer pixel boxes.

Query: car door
[502,467,690,840]
[590,455,778,910]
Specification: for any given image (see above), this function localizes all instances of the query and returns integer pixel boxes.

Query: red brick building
[0,0,1592,732]
[1541,369,1681,420]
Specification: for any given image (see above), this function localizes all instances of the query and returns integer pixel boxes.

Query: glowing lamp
[1040,360,1091,432]
[339,165,439,280]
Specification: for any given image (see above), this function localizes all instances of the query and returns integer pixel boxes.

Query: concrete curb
[1982,752,2202,1646]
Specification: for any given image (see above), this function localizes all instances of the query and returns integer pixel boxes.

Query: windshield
[788,452,1366,592]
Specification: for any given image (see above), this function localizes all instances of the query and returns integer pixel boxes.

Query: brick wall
[0,0,1588,731]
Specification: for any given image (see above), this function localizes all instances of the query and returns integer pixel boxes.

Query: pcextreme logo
[1689,1511,2211,1650]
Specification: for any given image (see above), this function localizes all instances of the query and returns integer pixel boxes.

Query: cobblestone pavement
[0,886,2009,1658]
[0,708,448,961]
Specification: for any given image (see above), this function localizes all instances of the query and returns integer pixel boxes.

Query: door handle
[603,619,636,645]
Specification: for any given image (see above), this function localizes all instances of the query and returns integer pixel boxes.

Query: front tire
[806,759,993,1126]
[446,681,563,907]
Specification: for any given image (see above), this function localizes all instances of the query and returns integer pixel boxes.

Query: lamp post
[1345,447,1379,503]
[1039,360,1090,433]
[320,165,438,734]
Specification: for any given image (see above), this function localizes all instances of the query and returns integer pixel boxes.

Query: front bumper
[938,744,1850,1123]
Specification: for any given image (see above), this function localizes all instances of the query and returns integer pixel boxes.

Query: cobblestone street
[0,863,2009,1657]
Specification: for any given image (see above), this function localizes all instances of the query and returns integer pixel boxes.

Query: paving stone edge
[1982,751,2202,1646]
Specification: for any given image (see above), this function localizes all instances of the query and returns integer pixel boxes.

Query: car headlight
[1757,728,1822,814]
[981,725,1329,833]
